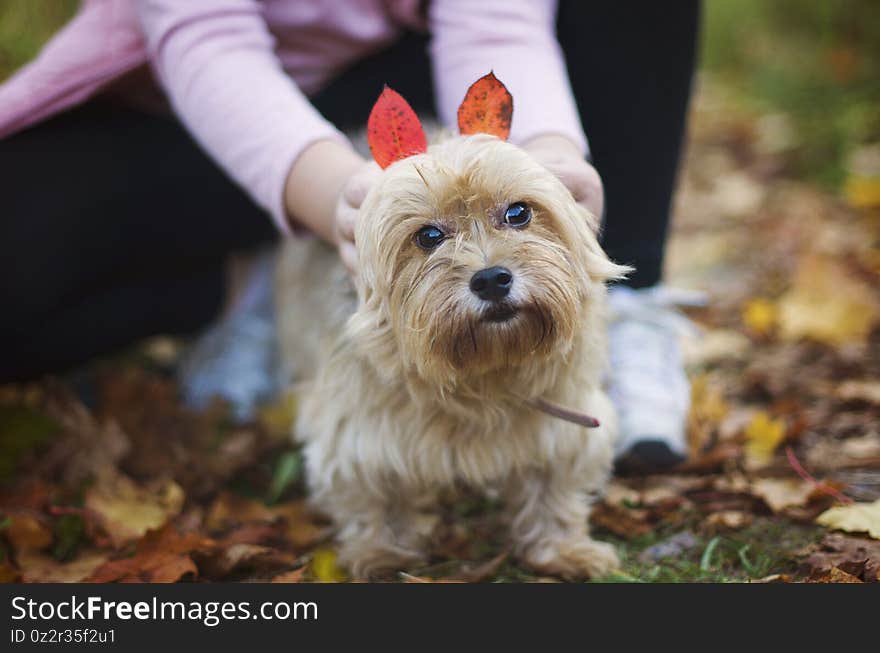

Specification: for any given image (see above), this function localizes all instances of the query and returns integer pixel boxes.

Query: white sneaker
[177,249,280,421]
[607,285,704,470]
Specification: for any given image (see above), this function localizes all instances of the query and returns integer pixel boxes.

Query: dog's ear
[457,72,513,140]
[367,86,428,169]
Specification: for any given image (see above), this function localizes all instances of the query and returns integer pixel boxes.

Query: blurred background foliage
[1,0,878,190]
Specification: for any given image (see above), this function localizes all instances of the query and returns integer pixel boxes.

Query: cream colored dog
[277,81,628,580]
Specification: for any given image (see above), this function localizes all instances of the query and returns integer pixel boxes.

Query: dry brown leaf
[816,499,880,539]
[806,566,864,583]
[4,510,53,554]
[799,533,880,582]
[750,478,815,513]
[19,551,108,583]
[836,380,880,405]
[591,502,652,539]
[84,473,184,547]
[603,481,640,507]
[451,551,509,582]
[704,510,753,531]
[85,525,204,583]
[195,543,299,580]
[271,567,306,583]
[205,493,324,552]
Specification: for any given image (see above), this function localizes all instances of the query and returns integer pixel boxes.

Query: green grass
[597,519,824,583]
[0,0,78,81]
[702,0,880,188]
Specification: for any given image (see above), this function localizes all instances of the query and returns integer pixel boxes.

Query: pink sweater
[0,0,586,232]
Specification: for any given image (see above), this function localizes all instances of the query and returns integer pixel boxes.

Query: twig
[784,445,854,505]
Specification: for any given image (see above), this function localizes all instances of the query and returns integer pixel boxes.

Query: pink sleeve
[429,0,588,156]
[135,0,348,233]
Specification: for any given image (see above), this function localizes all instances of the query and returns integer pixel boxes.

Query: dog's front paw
[342,544,426,581]
[522,537,619,581]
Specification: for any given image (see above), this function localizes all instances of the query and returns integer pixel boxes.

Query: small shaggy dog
[277,75,628,580]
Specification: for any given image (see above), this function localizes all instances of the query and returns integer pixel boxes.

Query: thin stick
[527,397,600,428]
[784,446,854,505]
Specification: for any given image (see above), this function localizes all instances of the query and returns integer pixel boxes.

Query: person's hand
[284,140,377,275]
[522,135,604,220]
[334,160,381,275]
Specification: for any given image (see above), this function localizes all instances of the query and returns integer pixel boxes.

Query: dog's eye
[415,225,445,250]
[503,202,531,228]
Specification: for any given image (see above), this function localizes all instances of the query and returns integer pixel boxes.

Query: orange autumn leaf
[367,86,427,169]
[85,524,205,583]
[457,72,513,140]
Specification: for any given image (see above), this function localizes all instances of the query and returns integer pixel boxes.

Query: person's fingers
[343,162,381,208]
[339,241,358,275]
[545,160,604,218]
[336,204,358,244]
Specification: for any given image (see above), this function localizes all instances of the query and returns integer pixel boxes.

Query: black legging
[0,1,700,382]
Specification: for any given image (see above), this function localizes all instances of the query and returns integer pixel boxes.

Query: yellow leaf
[816,500,880,539]
[742,298,777,335]
[777,254,879,345]
[257,391,298,439]
[311,548,347,582]
[744,411,786,464]
[844,175,880,209]
[85,473,184,547]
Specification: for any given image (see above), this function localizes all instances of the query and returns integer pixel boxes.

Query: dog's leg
[316,481,435,580]
[504,468,619,580]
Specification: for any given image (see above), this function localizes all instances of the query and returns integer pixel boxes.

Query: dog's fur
[277,134,629,579]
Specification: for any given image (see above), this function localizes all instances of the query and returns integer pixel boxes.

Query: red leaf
[457,72,513,140]
[367,86,427,169]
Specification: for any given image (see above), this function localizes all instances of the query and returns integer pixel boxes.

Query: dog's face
[351,135,626,388]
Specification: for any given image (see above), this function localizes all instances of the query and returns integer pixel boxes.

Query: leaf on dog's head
[367,86,427,169]
[457,72,513,140]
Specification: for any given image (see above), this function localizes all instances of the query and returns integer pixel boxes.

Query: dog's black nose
[469,266,513,301]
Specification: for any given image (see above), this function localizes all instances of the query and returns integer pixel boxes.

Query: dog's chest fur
[276,237,614,492]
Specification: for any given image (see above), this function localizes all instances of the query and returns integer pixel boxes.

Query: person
[0,0,700,469]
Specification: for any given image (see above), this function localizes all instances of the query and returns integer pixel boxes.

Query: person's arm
[136,0,363,238]
[429,0,588,157]
[429,1,602,218]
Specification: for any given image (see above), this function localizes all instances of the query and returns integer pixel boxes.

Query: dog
[276,74,629,580]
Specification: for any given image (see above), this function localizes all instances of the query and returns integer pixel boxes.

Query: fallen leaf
[4,510,53,554]
[742,298,777,335]
[744,411,787,465]
[777,254,880,345]
[195,543,299,580]
[311,548,346,582]
[271,567,306,583]
[800,533,880,582]
[591,503,652,539]
[704,510,753,531]
[835,380,880,405]
[450,551,509,582]
[85,524,204,583]
[84,473,184,547]
[19,551,108,583]
[806,566,864,583]
[816,499,880,539]
[844,175,880,209]
[750,478,815,513]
